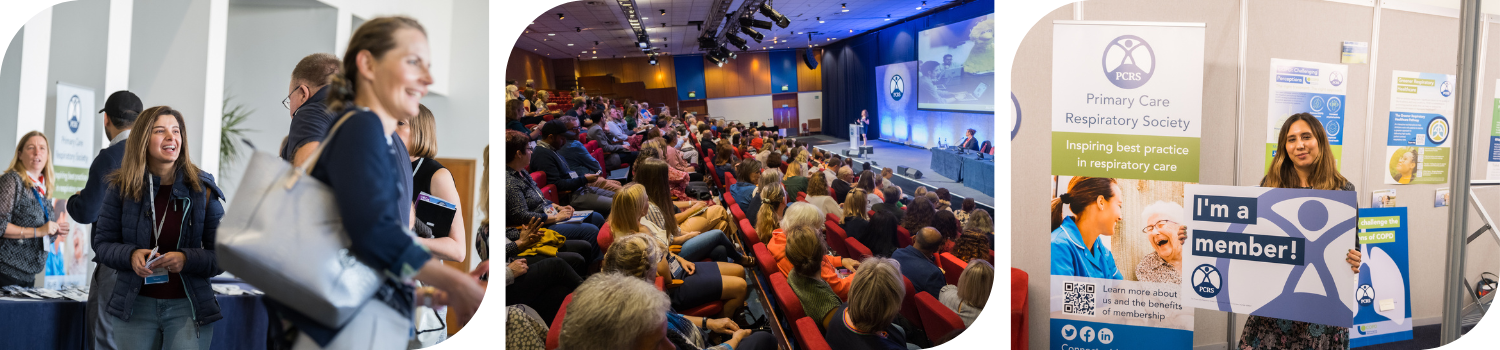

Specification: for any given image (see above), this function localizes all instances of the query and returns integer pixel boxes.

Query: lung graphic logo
[1427,116,1449,145]
[66,95,82,133]
[1060,324,1078,340]
[1101,35,1155,89]
[1441,81,1452,97]
[889,74,905,101]
[1356,284,1376,305]
[1330,71,1344,87]
[1192,264,1222,298]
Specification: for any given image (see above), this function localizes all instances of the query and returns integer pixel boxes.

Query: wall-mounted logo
[1356,284,1376,305]
[1328,96,1343,113]
[1330,71,1344,87]
[1427,116,1449,145]
[1310,96,1326,112]
[66,95,82,133]
[889,74,905,101]
[1192,264,1223,298]
[1102,35,1155,89]
[1326,120,1342,137]
[1441,80,1452,97]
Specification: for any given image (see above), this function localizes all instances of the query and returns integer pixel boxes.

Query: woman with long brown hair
[1048,176,1123,279]
[1240,113,1363,350]
[0,131,63,287]
[93,106,223,348]
[755,169,787,244]
[635,159,745,264]
[607,185,750,319]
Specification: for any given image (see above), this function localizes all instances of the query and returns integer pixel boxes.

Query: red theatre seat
[938,253,967,286]
[598,224,613,255]
[824,221,851,258]
[680,301,724,318]
[724,173,737,186]
[545,293,575,350]
[900,276,923,328]
[915,292,967,345]
[739,219,760,246]
[769,272,806,321]
[826,213,840,224]
[753,243,777,276]
[1013,268,1030,350]
[896,226,914,248]
[529,171,547,187]
[585,140,600,152]
[845,237,872,260]
[794,317,833,350]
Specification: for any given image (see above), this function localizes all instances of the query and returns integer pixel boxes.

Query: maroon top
[139,185,186,300]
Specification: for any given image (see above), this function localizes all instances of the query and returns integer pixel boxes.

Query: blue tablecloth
[930,149,965,181]
[0,278,268,350]
[961,155,995,197]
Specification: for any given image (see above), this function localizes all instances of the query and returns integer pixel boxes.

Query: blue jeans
[546,212,605,259]
[112,296,214,350]
[677,229,744,262]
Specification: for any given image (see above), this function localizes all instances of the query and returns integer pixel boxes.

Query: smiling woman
[0,131,62,288]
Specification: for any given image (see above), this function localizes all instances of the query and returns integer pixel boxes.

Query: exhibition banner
[47,82,95,289]
[1487,79,1500,180]
[1051,21,1204,183]
[1384,71,1454,185]
[1265,59,1348,171]
[1050,20,1202,350]
[1182,184,1358,327]
[1351,208,1413,347]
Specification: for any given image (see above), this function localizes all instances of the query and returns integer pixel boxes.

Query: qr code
[1062,281,1097,316]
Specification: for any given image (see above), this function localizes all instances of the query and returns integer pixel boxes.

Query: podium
[849,123,862,149]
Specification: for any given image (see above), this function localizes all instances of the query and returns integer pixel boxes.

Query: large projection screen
[917,13,996,113]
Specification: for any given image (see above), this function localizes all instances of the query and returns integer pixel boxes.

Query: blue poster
[1350,208,1413,347]
[1182,185,1359,327]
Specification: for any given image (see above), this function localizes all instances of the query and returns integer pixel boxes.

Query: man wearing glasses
[279,53,341,166]
[1135,201,1187,284]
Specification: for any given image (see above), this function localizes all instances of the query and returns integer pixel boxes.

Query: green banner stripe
[1358,230,1397,244]
[1052,132,1200,182]
[1358,216,1401,229]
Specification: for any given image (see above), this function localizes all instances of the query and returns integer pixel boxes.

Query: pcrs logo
[1330,71,1344,87]
[889,74,905,101]
[1102,35,1155,89]
[1427,116,1449,146]
[66,95,82,133]
[1441,81,1452,97]
[1356,284,1376,305]
[1192,264,1222,298]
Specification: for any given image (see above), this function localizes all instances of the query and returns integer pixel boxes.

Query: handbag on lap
[216,112,386,329]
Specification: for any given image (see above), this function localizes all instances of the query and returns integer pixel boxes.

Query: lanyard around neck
[148,176,173,247]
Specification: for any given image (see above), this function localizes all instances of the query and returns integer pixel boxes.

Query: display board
[1265,59,1349,171]
[917,13,995,112]
[1351,207,1413,347]
[47,82,95,289]
[1383,71,1454,185]
[1182,184,1358,328]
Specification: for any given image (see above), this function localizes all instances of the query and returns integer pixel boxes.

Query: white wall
[797,91,822,125]
[128,0,213,166]
[316,0,453,95]
[46,0,110,164]
[0,29,20,153]
[708,94,774,126]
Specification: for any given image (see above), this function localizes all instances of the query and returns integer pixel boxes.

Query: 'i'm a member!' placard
[1181,184,1358,327]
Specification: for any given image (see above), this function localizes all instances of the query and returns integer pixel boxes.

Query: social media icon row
[1060,324,1115,344]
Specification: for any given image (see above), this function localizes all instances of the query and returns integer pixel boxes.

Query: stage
[798,135,995,213]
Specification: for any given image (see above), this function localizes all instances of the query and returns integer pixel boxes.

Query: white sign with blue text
[1181,184,1358,327]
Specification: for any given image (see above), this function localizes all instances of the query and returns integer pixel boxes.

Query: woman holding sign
[1049,176,1124,280]
[1244,113,1364,350]
[92,106,224,349]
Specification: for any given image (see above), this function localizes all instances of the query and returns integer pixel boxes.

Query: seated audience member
[805,172,843,222]
[675,128,700,166]
[860,205,902,257]
[638,142,691,200]
[506,305,549,350]
[754,169,788,240]
[857,171,882,209]
[603,233,749,319]
[833,166,855,204]
[841,189,872,238]
[555,116,620,189]
[874,186,906,222]
[767,202,826,274]
[558,272,773,350]
[940,259,994,327]
[783,155,811,196]
[506,130,603,260]
[955,198,977,226]
[587,112,638,167]
[633,163,745,264]
[534,121,615,216]
[661,130,696,174]
[879,167,895,189]
[506,99,538,139]
[952,210,995,264]
[784,226,845,330]
[824,257,917,350]
[930,210,962,254]
[934,188,953,212]
[912,187,928,201]
[900,197,937,235]
[504,222,583,325]
[729,159,764,220]
[892,228,949,298]
[713,141,738,181]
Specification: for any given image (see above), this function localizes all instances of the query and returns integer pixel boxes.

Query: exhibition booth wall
[1011,0,1500,348]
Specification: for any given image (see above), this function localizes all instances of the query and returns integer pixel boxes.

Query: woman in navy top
[824,256,912,350]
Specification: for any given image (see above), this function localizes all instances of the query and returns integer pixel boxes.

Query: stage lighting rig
[739,26,765,42]
[726,33,749,51]
[739,16,773,30]
[758,2,790,28]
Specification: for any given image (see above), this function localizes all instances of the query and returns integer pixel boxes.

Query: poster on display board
[1265,59,1348,171]
[1350,208,1412,347]
[1049,21,1203,350]
[1486,79,1500,180]
[47,82,95,289]
[1181,184,1358,328]
[1384,71,1454,185]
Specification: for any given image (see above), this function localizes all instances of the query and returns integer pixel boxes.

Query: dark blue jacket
[891,246,945,298]
[280,86,334,161]
[66,137,127,224]
[559,140,600,175]
[729,183,761,225]
[92,170,225,326]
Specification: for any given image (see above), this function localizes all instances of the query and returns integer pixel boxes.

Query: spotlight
[707,54,724,65]
[739,16,773,30]
[740,26,765,42]
[558,13,565,20]
[841,3,848,12]
[918,1,926,9]
[650,57,658,65]
[594,41,600,45]
[817,17,823,24]
[547,33,556,36]
[698,37,718,50]
[758,3,790,28]
[726,33,749,51]
[660,9,666,15]
[885,14,891,21]
[575,27,582,32]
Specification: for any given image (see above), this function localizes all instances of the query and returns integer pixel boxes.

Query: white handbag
[216,112,384,329]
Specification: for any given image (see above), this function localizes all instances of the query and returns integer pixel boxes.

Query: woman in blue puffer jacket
[92,105,224,349]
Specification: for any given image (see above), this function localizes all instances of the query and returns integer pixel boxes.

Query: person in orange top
[768,202,862,299]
